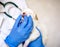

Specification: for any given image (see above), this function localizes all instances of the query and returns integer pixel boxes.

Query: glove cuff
[4,36,17,47]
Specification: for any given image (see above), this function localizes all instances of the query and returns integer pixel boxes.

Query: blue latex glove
[28,27,44,47]
[4,15,33,47]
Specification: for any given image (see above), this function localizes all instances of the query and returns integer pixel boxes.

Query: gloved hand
[28,29,44,47]
[4,15,33,47]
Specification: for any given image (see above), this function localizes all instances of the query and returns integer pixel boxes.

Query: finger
[14,15,22,27]
[18,16,28,28]
[24,15,33,32]
[26,23,33,35]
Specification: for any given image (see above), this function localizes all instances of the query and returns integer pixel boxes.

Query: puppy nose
[22,12,26,17]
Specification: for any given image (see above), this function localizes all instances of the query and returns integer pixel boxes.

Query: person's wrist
[4,36,18,47]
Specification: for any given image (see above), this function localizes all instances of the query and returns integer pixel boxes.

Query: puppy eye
[35,14,38,20]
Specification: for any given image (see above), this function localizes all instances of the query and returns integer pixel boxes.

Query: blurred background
[26,0,60,47]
